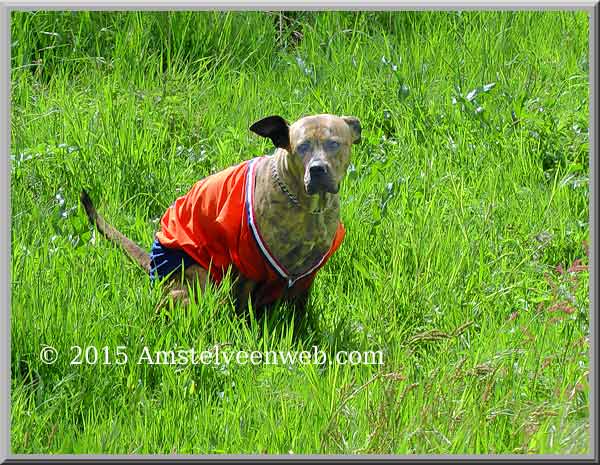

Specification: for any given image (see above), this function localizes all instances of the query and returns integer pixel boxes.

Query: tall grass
[10,10,590,454]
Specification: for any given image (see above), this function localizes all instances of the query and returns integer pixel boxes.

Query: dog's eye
[296,142,311,154]
[325,140,340,151]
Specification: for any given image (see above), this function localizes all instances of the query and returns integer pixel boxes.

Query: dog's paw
[155,289,191,315]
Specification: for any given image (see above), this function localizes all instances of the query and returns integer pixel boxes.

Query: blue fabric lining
[149,238,197,283]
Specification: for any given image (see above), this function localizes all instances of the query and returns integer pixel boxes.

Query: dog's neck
[252,150,340,276]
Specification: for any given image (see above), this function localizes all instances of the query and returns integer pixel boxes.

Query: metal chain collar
[270,157,300,207]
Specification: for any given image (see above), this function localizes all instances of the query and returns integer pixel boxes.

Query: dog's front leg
[233,274,258,313]
[282,283,316,332]
[283,278,314,315]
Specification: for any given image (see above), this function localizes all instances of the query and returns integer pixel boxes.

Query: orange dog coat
[155,157,345,306]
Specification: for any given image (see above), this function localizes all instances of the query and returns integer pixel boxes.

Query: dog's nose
[309,163,328,176]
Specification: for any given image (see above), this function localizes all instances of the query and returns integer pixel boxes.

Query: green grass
[10,10,590,454]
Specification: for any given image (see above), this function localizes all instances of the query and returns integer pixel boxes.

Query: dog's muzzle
[305,162,338,195]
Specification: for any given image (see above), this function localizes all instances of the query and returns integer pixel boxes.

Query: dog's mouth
[304,163,339,195]
[305,176,339,195]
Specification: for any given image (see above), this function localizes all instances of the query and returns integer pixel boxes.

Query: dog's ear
[342,116,362,144]
[249,116,290,149]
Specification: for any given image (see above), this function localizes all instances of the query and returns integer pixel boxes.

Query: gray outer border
[0,1,597,463]
[1,0,599,8]
[590,3,598,465]
[1,2,10,465]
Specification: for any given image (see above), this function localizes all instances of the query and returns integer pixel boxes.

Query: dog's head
[250,114,361,195]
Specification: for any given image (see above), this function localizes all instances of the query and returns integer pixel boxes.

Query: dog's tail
[80,190,151,273]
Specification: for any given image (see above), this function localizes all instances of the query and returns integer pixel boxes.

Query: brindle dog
[80,114,361,312]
